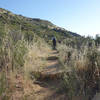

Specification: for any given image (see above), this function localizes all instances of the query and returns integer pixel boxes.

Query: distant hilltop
[0,8,81,43]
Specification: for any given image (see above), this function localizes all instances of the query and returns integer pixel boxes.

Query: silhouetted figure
[52,37,56,50]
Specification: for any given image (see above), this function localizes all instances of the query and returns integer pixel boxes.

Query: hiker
[52,36,56,50]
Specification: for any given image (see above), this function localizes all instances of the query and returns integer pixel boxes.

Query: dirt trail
[7,50,95,100]
[7,50,67,100]
[7,50,93,100]
[31,50,68,100]
[31,50,90,100]
[11,75,24,100]
[41,50,63,77]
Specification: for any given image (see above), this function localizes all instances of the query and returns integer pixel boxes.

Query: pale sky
[0,0,100,37]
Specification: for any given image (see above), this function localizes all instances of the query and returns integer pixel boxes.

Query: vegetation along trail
[31,50,68,100]
[0,8,100,100]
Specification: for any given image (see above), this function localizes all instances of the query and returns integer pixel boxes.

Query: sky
[0,0,100,37]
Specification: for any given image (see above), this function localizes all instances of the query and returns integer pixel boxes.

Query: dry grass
[0,33,51,99]
[24,38,51,80]
[57,43,100,99]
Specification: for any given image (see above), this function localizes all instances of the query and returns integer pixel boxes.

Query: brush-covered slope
[0,8,81,44]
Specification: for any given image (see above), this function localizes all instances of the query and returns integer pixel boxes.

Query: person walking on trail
[52,36,56,50]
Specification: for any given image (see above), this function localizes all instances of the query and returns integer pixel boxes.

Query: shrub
[57,44,100,99]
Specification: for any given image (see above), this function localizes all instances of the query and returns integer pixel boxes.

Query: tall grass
[57,43,100,99]
[0,28,51,98]
[0,30,28,98]
[24,37,51,80]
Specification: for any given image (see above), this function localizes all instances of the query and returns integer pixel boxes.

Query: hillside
[0,8,81,44]
[0,8,100,100]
